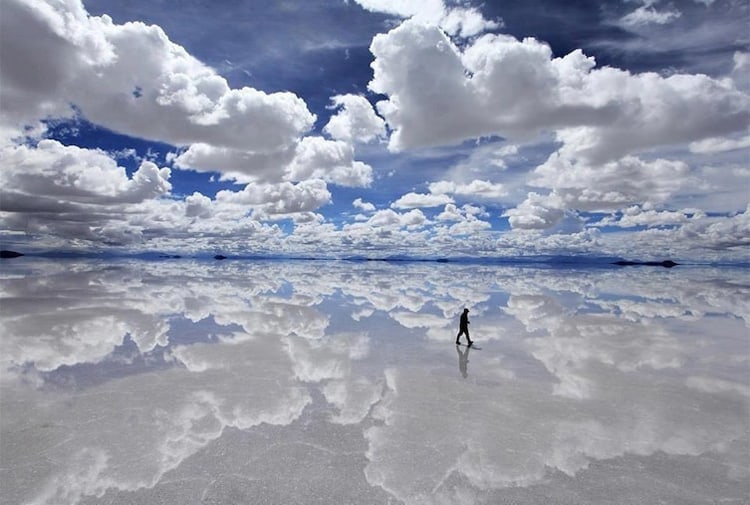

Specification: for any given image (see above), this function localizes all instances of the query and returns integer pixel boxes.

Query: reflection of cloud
[323,377,384,425]
[361,266,749,503]
[0,268,173,376]
[4,337,309,505]
[686,376,750,397]
[364,360,748,504]
[1,259,748,504]
[285,331,385,425]
[529,315,687,398]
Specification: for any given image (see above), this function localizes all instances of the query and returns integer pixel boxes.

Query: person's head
[463,308,469,313]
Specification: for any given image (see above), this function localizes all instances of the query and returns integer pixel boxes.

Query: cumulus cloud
[1,0,747,261]
[0,140,173,245]
[0,1,389,252]
[353,197,376,212]
[0,139,329,251]
[184,192,213,219]
[172,143,297,183]
[595,205,700,228]
[433,204,491,238]
[429,179,506,199]
[323,94,387,144]
[0,0,315,150]
[535,154,690,211]
[287,137,373,187]
[503,193,566,230]
[678,204,750,250]
[359,4,748,256]
[368,20,748,159]
[174,136,373,187]
[365,208,427,229]
[391,192,454,209]
[216,179,332,217]
[0,140,171,205]
[501,151,700,232]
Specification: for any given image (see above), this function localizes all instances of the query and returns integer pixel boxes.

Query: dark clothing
[459,312,469,330]
[456,310,472,344]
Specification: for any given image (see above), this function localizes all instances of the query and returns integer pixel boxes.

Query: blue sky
[1,0,748,260]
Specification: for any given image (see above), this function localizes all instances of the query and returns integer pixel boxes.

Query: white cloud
[287,137,373,187]
[353,0,499,37]
[391,192,454,209]
[595,206,699,228]
[0,0,316,151]
[0,140,171,205]
[172,142,296,183]
[1,0,747,261]
[174,136,373,187]
[532,154,691,212]
[184,192,213,219]
[368,20,749,161]
[363,208,427,229]
[429,179,506,199]
[435,203,464,222]
[503,193,566,230]
[689,134,750,154]
[353,198,376,212]
[354,0,445,20]
[323,94,386,144]
[216,179,332,216]
[620,5,682,26]
[400,208,428,228]
[1,0,378,251]
[0,140,174,245]
[678,204,750,250]
[436,203,488,226]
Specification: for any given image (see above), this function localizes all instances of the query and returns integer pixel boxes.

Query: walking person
[456,308,473,346]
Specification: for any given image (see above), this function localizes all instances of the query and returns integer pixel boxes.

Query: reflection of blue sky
[0,259,748,504]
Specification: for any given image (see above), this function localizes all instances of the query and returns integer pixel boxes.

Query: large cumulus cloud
[0,0,381,251]
[369,20,748,155]
[368,15,749,257]
[0,0,314,150]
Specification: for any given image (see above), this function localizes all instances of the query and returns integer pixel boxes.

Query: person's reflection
[456,344,471,378]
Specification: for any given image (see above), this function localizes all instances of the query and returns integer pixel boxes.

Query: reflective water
[0,259,748,505]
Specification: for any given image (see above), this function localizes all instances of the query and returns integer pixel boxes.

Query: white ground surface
[1,259,748,504]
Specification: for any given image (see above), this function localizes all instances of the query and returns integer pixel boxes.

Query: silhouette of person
[455,308,473,346]
[456,343,470,378]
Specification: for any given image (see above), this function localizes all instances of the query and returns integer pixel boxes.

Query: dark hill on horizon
[0,250,24,258]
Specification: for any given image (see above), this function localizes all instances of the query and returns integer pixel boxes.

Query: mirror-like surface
[1,259,748,505]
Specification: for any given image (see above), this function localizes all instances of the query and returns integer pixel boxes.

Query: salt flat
[1,259,748,504]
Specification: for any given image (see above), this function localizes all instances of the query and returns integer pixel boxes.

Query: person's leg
[466,329,473,345]
[456,329,465,344]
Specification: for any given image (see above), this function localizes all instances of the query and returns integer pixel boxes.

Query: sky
[1,0,748,260]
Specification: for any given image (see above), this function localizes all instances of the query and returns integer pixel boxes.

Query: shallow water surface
[1,259,748,504]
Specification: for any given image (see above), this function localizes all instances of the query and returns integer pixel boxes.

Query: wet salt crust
[1,259,748,505]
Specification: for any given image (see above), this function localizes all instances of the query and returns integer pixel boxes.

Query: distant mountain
[337,254,627,267]
[4,250,732,268]
[613,260,679,268]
